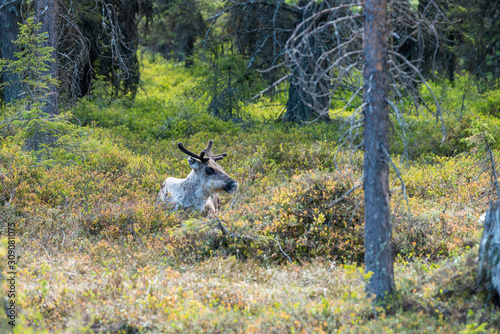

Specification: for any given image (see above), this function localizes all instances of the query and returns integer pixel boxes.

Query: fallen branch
[212,215,292,264]
[328,184,362,207]
[275,235,292,264]
[213,215,258,241]
[252,74,291,100]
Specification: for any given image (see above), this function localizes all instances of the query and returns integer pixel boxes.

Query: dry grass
[2,240,496,333]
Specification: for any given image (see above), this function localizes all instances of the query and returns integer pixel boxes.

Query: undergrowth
[0,53,499,332]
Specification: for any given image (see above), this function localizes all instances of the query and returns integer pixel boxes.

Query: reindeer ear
[187,157,203,169]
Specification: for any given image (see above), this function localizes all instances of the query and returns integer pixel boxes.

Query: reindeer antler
[178,142,209,162]
[177,140,227,162]
[202,140,227,161]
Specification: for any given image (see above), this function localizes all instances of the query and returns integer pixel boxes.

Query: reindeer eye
[205,167,214,175]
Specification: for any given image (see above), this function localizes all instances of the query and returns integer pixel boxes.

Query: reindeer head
[178,140,238,194]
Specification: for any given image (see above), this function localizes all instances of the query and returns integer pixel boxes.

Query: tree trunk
[184,34,195,68]
[478,201,500,305]
[35,0,58,115]
[285,70,311,123]
[363,0,394,301]
[0,0,21,105]
[284,1,330,123]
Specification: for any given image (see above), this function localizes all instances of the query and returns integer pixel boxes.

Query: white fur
[158,158,237,214]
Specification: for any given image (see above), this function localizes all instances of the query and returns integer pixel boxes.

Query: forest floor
[1,54,500,332]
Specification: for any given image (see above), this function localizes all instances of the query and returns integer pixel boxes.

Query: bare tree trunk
[284,0,313,123]
[363,0,394,301]
[478,201,500,305]
[284,0,330,123]
[285,76,311,122]
[35,0,58,115]
[0,0,21,105]
[184,34,195,68]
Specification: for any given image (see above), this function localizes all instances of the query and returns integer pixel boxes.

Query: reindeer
[157,140,238,214]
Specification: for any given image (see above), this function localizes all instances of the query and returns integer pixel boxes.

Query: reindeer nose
[224,180,238,193]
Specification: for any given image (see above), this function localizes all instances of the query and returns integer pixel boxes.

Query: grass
[1,53,500,332]
[3,242,495,332]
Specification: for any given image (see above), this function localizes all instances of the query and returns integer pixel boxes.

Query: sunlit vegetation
[1,52,500,332]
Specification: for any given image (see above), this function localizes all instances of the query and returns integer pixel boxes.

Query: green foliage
[0,17,74,152]
[198,43,265,121]
[387,76,500,159]
[476,87,500,116]
[462,119,495,149]
[446,0,500,85]
[242,170,364,263]
[141,0,206,67]
[0,17,57,107]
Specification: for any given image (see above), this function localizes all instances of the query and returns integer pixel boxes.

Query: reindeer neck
[182,170,212,200]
